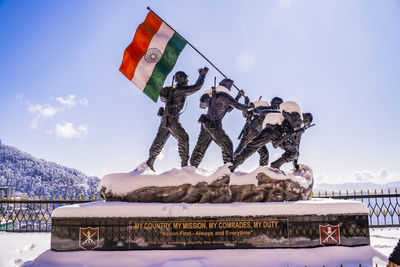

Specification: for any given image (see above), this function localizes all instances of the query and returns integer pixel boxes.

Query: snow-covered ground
[0,232,50,267]
[370,227,400,258]
[0,228,398,267]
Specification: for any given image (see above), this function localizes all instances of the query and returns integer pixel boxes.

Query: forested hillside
[0,141,100,196]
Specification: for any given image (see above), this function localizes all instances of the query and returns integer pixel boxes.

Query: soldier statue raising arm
[146,67,209,171]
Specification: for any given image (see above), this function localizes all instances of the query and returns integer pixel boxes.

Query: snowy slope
[0,142,100,196]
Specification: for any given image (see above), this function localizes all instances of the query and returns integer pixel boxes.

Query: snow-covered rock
[98,164,313,203]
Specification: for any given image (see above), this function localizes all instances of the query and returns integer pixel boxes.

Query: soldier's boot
[293,159,300,170]
[146,157,156,172]
[270,157,287,170]
[181,158,188,168]
[229,160,237,173]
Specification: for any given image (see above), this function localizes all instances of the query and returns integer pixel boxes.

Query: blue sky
[1,0,399,184]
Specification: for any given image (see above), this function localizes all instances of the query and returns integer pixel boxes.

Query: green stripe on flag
[143,33,187,102]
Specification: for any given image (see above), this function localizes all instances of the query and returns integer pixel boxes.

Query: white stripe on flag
[132,23,174,91]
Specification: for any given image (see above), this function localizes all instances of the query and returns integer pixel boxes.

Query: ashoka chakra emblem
[144,48,162,63]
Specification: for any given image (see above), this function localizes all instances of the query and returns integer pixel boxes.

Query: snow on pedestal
[98,164,313,203]
[51,198,368,218]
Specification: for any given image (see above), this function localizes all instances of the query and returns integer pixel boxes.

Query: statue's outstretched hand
[199,67,209,75]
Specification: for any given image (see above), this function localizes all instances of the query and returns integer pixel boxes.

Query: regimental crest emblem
[144,48,162,63]
[79,227,99,250]
[319,224,340,246]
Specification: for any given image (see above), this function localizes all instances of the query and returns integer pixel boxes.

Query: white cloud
[158,151,165,161]
[27,94,89,130]
[377,169,389,180]
[56,94,89,107]
[316,168,396,185]
[79,98,89,106]
[27,104,58,129]
[235,49,256,73]
[352,169,392,183]
[28,104,57,117]
[56,94,76,107]
[54,122,88,139]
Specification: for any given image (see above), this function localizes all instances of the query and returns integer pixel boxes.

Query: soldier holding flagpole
[146,67,209,171]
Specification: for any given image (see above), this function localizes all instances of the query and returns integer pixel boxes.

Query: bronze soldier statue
[270,112,313,170]
[230,101,311,172]
[234,97,283,166]
[190,78,254,168]
[146,67,209,171]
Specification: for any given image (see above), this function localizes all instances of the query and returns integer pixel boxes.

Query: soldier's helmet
[219,78,234,90]
[302,112,313,127]
[175,71,188,85]
[270,97,284,110]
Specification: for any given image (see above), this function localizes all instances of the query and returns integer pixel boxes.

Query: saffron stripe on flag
[143,33,187,102]
[119,12,162,80]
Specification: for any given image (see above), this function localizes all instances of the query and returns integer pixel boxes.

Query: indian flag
[119,11,187,102]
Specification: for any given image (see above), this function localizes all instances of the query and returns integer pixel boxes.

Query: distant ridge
[0,141,100,196]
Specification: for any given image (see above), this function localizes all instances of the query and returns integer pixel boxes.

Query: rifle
[237,95,253,140]
[237,116,252,140]
[272,123,315,148]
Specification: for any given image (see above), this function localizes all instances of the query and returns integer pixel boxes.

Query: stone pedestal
[51,199,370,251]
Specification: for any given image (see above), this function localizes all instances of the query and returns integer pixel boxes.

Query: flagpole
[147,7,242,93]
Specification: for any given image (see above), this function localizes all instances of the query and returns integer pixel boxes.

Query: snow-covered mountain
[0,141,100,197]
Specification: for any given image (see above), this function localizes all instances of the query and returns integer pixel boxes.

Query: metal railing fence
[0,195,98,232]
[315,189,400,228]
